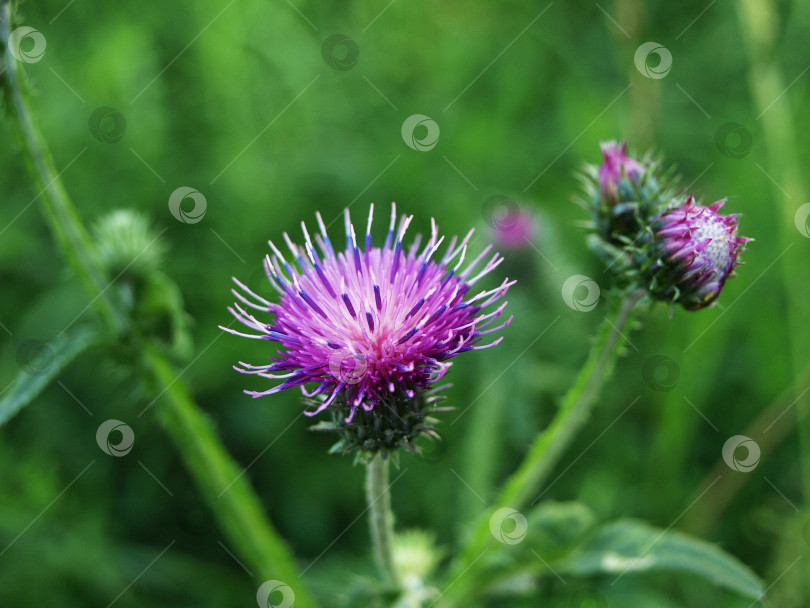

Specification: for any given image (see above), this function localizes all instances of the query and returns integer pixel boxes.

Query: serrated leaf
[0,324,106,426]
[559,519,765,601]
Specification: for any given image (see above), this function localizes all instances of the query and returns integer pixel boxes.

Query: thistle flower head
[599,140,645,204]
[582,141,671,256]
[649,197,750,310]
[223,204,514,454]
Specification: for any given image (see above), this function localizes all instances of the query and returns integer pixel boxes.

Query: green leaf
[473,502,597,599]
[559,519,765,601]
[525,501,598,558]
[0,324,106,427]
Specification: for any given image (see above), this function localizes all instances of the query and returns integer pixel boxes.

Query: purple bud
[599,141,645,204]
[651,196,751,310]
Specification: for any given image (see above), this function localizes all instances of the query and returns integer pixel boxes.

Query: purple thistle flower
[599,140,645,204]
[651,196,751,310]
[222,204,514,426]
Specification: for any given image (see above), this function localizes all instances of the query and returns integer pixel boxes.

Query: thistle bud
[598,141,645,205]
[645,197,751,310]
[583,141,669,251]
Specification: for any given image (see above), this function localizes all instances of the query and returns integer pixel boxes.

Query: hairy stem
[143,342,320,608]
[366,453,400,587]
[1,2,124,333]
[1,4,319,604]
[438,289,645,607]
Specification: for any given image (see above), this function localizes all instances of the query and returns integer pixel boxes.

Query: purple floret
[599,140,645,203]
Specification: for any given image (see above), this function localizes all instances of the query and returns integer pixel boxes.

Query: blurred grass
[2,0,809,606]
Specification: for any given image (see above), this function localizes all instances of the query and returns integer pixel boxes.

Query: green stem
[1,2,125,333]
[143,342,320,608]
[438,289,645,607]
[366,454,399,587]
[2,4,319,604]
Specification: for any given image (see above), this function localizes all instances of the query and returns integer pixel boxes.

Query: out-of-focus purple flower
[651,196,750,310]
[223,204,514,424]
[485,199,536,250]
[599,141,645,204]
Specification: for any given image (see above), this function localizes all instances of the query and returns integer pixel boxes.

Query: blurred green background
[2,0,809,606]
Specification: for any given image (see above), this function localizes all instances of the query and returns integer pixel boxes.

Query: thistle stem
[497,288,645,507]
[1,4,319,604]
[143,341,320,608]
[1,2,125,333]
[366,453,399,587]
[438,288,645,607]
